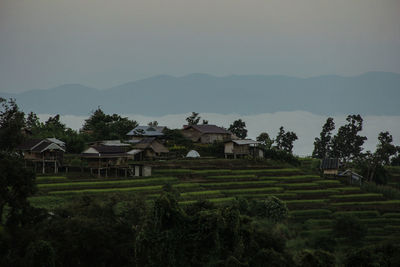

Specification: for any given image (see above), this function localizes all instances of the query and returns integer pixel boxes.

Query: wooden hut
[182,124,232,144]
[224,139,263,159]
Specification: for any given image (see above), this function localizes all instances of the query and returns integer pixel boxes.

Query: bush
[250,197,288,222]
[296,249,335,267]
[332,214,367,242]
[263,149,300,166]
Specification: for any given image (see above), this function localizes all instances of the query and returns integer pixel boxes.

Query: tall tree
[312,117,335,159]
[330,115,367,162]
[229,119,247,139]
[375,131,397,165]
[256,132,274,149]
[82,108,137,141]
[275,126,298,153]
[0,98,25,151]
[148,121,159,127]
[185,112,201,125]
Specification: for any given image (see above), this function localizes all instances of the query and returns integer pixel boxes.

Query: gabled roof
[134,137,169,153]
[18,139,65,152]
[230,139,260,145]
[89,145,130,154]
[126,126,165,136]
[183,124,231,134]
[320,158,340,170]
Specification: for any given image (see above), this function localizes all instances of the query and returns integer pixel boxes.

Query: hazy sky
[1,0,399,92]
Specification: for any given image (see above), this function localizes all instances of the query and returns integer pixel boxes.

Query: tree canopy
[275,126,298,154]
[229,119,247,139]
[312,117,335,159]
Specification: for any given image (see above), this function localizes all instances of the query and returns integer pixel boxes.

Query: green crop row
[180,190,221,197]
[222,187,283,194]
[282,183,319,188]
[331,200,400,206]
[259,175,319,181]
[231,168,301,174]
[179,197,235,205]
[289,209,332,217]
[334,187,362,192]
[329,193,383,199]
[192,169,232,175]
[206,175,257,180]
[382,213,400,218]
[285,199,327,204]
[48,185,163,195]
[314,180,341,185]
[199,180,277,188]
[238,193,297,199]
[333,210,380,218]
[361,218,400,225]
[289,189,339,195]
[153,169,192,174]
[38,177,177,190]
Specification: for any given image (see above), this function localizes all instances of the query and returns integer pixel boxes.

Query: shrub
[250,197,288,222]
[296,249,335,267]
[263,149,300,166]
[332,214,367,242]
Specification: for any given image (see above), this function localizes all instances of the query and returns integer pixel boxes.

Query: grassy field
[30,160,400,245]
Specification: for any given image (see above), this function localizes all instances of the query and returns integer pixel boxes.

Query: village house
[126,125,166,142]
[224,139,263,159]
[181,124,232,144]
[320,158,341,176]
[132,137,170,160]
[80,144,149,177]
[18,138,66,174]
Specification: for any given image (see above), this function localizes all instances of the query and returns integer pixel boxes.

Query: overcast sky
[1,0,400,92]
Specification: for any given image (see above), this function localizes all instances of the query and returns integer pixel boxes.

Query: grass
[153,169,192,174]
[282,183,319,188]
[314,180,341,185]
[180,190,222,197]
[259,175,319,181]
[48,185,163,195]
[285,199,327,204]
[38,177,177,190]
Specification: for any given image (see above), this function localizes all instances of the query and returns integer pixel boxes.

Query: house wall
[200,133,230,143]
[181,128,202,142]
[232,144,250,155]
[224,142,234,154]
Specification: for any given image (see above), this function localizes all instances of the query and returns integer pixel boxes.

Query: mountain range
[1,72,399,116]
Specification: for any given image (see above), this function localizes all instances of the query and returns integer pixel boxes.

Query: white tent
[186,150,200,158]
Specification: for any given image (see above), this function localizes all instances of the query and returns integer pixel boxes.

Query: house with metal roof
[320,158,341,176]
[182,124,232,144]
[224,139,263,159]
[133,137,170,159]
[17,138,66,174]
[126,125,166,141]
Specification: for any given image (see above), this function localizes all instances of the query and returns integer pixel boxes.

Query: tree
[0,98,25,151]
[257,132,274,149]
[330,115,367,162]
[202,119,208,125]
[82,108,137,141]
[375,131,397,165]
[186,112,201,125]
[312,118,335,159]
[332,214,366,243]
[229,119,247,139]
[0,152,37,227]
[275,127,298,153]
[148,121,159,127]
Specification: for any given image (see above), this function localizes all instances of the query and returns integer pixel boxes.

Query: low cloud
[38,111,400,156]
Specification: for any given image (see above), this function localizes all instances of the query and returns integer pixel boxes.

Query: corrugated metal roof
[320,158,340,170]
[126,126,165,136]
[232,139,260,145]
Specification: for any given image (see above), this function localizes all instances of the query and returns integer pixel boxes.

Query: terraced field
[30,164,400,243]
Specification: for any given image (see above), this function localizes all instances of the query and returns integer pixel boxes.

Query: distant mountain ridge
[1,72,399,116]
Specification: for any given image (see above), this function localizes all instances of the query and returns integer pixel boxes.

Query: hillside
[30,159,400,245]
[2,72,400,116]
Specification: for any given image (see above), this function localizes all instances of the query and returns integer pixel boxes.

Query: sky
[1,0,400,92]
[36,111,400,156]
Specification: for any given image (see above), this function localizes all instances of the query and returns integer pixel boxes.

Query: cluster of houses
[17,124,264,175]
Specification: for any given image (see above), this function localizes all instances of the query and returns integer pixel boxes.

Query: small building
[182,124,232,144]
[133,137,169,160]
[126,125,166,142]
[320,158,340,176]
[81,145,137,167]
[224,139,263,159]
[18,138,66,174]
